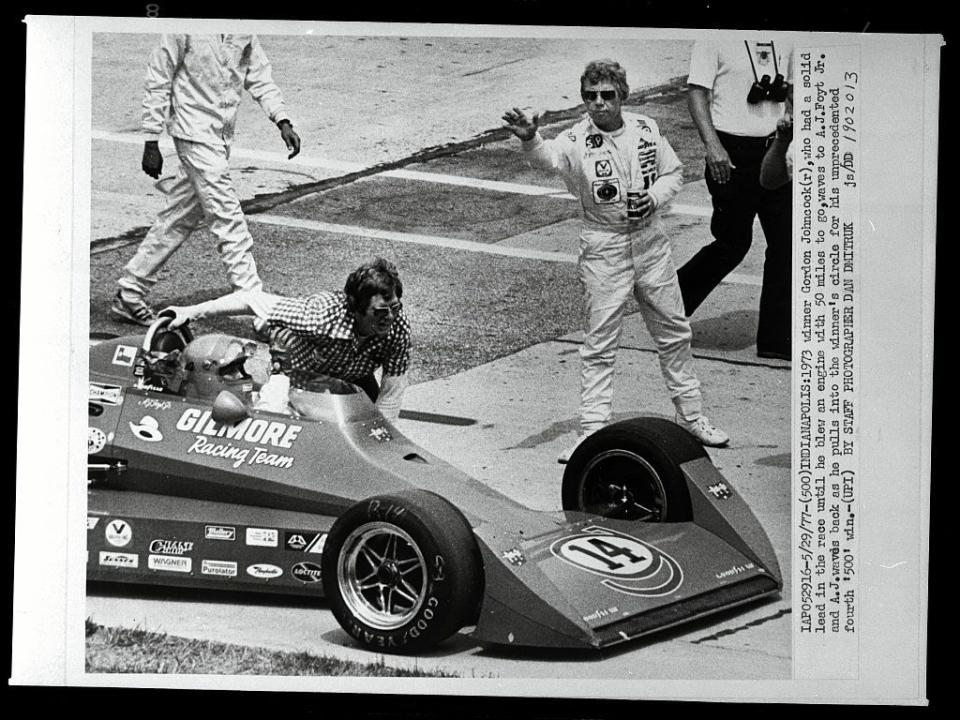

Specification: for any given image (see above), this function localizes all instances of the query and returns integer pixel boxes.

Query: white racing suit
[119,34,292,299]
[523,113,704,432]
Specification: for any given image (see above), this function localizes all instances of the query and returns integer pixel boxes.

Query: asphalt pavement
[85,33,790,682]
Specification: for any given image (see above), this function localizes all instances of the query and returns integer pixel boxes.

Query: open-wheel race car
[87,316,782,654]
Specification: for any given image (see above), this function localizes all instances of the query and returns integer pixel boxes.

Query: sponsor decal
[89,383,122,405]
[715,562,757,580]
[87,517,100,530]
[176,408,301,448]
[585,134,604,149]
[292,562,323,584]
[592,179,621,204]
[148,539,194,555]
[105,519,132,547]
[202,559,238,577]
[501,548,526,566]
[129,415,163,442]
[246,563,283,579]
[149,555,192,573]
[550,526,683,597]
[175,409,301,468]
[565,131,577,142]
[285,532,327,554]
[246,528,278,547]
[112,344,137,367]
[594,160,613,178]
[99,551,139,569]
[582,605,619,623]
[138,398,173,411]
[88,427,107,454]
[205,525,236,541]
[368,426,392,442]
[707,481,733,500]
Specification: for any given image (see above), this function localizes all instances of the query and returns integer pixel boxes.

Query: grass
[85,619,459,677]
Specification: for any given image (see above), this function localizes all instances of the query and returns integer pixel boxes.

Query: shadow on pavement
[690,309,759,352]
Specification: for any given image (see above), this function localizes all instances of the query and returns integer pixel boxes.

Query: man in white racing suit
[112,34,302,326]
[503,59,729,462]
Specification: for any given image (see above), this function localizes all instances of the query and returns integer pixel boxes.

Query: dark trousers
[354,373,380,402]
[677,131,792,352]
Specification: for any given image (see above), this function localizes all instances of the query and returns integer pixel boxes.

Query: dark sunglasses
[581,90,618,102]
[371,301,403,318]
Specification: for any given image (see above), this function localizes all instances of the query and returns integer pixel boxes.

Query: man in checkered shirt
[165,258,410,421]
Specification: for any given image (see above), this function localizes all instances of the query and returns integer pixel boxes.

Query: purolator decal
[550,526,684,597]
[176,408,301,469]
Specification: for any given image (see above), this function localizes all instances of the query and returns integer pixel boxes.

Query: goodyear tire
[321,490,483,654]
[562,417,706,522]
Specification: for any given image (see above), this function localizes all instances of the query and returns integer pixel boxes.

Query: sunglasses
[581,90,618,102]
[371,301,403,319]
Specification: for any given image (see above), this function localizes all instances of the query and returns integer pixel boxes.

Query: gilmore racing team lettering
[176,408,301,469]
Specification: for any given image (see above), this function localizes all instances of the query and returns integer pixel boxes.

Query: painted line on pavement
[92,130,709,216]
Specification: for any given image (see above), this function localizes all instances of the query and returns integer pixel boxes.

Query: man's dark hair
[344,257,403,313]
[580,59,630,100]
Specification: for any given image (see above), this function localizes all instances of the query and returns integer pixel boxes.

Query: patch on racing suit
[592,178,621,204]
[594,160,613,177]
[585,134,604,149]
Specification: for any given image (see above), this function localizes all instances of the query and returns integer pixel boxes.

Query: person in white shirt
[112,34,301,326]
[677,38,793,360]
[503,59,729,462]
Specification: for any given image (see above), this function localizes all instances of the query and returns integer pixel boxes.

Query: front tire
[562,417,706,522]
[321,490,483,654]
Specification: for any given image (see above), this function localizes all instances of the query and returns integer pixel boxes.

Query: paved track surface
[86,33,791,680]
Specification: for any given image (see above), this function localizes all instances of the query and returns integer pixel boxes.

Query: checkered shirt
[267,290,411,390]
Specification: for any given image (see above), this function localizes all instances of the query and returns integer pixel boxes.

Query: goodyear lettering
[176,408,301,448]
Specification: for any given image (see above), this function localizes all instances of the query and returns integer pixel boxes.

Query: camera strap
[771,41,780,76]
[744,40,761,83]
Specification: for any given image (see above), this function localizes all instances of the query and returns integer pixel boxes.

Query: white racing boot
[675,414,730,448]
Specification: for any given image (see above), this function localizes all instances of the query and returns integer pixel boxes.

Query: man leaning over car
[164,257,410,422]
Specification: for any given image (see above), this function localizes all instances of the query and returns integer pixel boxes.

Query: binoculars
[747,73,789,104]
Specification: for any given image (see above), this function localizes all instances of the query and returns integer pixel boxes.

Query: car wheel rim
[578,450,668,521]
[337,521,428,630]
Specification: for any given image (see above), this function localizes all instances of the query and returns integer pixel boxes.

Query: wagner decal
[99,551,139,569]
[112,344,137,367]
[550,526,683,597]
[202,560,238,577]
[149,555,192,573]
[129,416,163,442]
[292,562,323,584]
[246,563,283,579]
[89,383,122,406]
[205,525,236,541]
[88,427,107,454]
[105,519,132,547]
[149,539,194,555]
[246,528,279,547]
[592,179,621,204]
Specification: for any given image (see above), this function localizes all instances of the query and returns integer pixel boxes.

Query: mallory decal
[176,408,300,469]
[550,526,683,597]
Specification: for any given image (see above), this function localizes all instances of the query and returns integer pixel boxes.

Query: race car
[87,316,782,654]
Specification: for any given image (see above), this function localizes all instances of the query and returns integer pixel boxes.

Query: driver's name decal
[176,408,302,448]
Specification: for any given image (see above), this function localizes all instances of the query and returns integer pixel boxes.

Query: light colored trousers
[578,221,703,433]
[119,137,263,298]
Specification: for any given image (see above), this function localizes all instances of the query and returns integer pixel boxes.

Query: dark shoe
[110,291,157,326]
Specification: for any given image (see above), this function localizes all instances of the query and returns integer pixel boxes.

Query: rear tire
[321,490,483,654]
[561,417,705,522]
